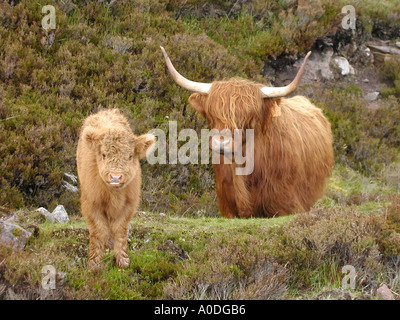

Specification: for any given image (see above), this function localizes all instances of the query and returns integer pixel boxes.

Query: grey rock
[315,47,335,81]
[320,66,335,81]
[52,205,69,224]
[36,205,69,223]
[277,47,335,84]
[365,91,380,101]
[0,221,32,251]
[377,284,394,300]
[36,207,54,222]
[367,43,400,55]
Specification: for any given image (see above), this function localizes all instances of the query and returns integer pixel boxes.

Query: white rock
[63,173,78,193]
[52,205,69,224]
[62,181,78,193]
[332,57,355,76]
[64,173,78,184]
[37,205,69,223]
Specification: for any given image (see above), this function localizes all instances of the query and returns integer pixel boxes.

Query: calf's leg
[110,214,131,268]
[84,211,110,271]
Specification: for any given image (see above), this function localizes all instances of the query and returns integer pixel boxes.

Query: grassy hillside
[0,0,400,300]
[1,0,399,214]
[1,192,400,299]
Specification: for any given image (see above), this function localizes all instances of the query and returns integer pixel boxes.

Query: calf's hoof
[88,257,103,272]
[116,255,130,268]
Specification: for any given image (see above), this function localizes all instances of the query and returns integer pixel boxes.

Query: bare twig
[0,116,17,122]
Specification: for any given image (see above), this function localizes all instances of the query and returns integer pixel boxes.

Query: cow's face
[188,80,267,158]
[84,128,155,188]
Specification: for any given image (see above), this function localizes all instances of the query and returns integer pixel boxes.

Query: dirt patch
[158,239,188,262]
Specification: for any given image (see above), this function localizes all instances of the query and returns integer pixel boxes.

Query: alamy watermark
[341,265,357,290]
[341,5,356,30]
[146,121,255,176]
[41,5,56,30]
[41,265,66,291]
[41,265,56,290]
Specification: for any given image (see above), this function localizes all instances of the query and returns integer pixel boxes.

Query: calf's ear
[189,93,208,118]
[83,128,101,149]
[135,133,156,159]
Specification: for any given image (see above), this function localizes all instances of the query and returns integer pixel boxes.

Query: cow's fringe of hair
[205,78,275,131]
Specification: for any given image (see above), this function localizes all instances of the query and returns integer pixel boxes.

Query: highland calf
[161,47,334,218]
[77,109,155,270]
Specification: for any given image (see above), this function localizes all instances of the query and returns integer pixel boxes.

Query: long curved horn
[260,51,312,98]
[160,46,212,94]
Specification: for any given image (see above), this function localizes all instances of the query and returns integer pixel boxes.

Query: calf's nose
[110,174,123,184]
[111,174,122,180]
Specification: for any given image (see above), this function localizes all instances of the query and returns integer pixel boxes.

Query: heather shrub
[381,58,400,98]
[265,199,400,293]
[1,0,400,216]
[311,83,400,177]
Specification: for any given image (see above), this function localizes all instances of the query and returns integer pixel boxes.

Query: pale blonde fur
[76,109,155,270]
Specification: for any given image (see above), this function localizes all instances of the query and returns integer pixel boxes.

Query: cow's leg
[232,172,253,218]
[86,214,110,271]
[217,194,237,218]
[110,214,131,268]
[214,164,238,218]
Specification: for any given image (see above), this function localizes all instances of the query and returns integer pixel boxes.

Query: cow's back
[250,95,333,216]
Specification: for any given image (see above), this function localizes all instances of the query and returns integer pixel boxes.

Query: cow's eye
[102,153,106,159]
[129,155,133,160]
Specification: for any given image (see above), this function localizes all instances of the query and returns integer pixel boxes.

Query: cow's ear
[135,133,156,159]
[189,93,208,118]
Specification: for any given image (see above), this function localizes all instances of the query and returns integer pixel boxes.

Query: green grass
[1,190,400,299]
[1,0,400,300]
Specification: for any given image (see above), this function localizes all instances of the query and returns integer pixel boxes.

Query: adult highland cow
[161,47,333,218]
[77,109,155,270]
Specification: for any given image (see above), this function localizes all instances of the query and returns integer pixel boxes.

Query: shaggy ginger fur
[189,78,334,218]
[76,109,155,270]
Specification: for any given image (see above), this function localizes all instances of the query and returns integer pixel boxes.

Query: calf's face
[84,128,155,188]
